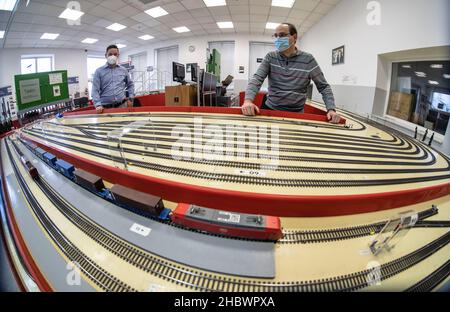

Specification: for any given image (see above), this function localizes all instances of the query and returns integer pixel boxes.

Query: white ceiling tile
[181,0,206,10]
[249,6,270,15]
[142,19,162,27]
[173,12,194,21]
[190,8,212,17]
[131,12,152,23]
[2,0,340,49]
[288,9,310,20]
[313,2,335,15]
[208,7,230,16]
[294,0,321,11]
[249,14,268,22]
[100,0,128,11]
[195,15,215,23]
[232,15,250,22]
[162,2,186,13]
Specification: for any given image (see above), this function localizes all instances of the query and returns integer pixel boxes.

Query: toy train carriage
[74,169,105,193]
[34,147,47,160]
[43,152,57,167]
[55,159,75,179]
[20,155,39,180]
[172,204,283,241]
[22,139,37,151]
[110,184,164,216]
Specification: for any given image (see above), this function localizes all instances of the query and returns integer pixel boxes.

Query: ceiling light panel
[217,21,234,29]
[82,38,98,44]
[106,23,127,31]
[271,0,295,8]
[173,26,190,33]
[203,0,227,7]
[145,6,169,18]
[58,8,85,21]
[139,35,154,40]
[40,33,59,40]
[0,0,18,11]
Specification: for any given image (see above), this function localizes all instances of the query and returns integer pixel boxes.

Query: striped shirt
[245,49,335,112]
[92,63,134,107]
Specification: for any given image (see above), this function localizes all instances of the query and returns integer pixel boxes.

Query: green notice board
[207,49,221,81]
[14,70,69,112]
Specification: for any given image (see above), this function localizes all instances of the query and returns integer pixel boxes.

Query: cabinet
[165,85,197,107]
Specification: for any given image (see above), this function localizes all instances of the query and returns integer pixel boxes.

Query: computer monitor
[172,62,186,84]
[432,92,450,113]
[191,65,198,82]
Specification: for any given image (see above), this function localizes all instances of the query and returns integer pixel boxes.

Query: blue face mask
[274,37,291,52]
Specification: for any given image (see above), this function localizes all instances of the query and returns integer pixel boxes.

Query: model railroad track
[279,209,449,244]
[62,111,368,131]
[5,139,134,292]
[68,125,422,156]
[29,126,428,161]
[24,127,439,168]
[405,260,450,292]
[69,119,399,147]
[8,139,450,292]
[45,118,408,152]
[26,127,449,175]
[21,129,450,189]
[15,137,450,246]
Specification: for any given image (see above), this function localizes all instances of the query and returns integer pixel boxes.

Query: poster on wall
[49,72,63,85]
[53,85,61,97]
[68,76,80,98]
[19,79,41,104]
[332,45,345,65]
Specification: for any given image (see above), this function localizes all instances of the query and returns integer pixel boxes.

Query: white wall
[0,48,89,96]
[299,0,450,155]
[299,0,450,115]
[121,34,272,93]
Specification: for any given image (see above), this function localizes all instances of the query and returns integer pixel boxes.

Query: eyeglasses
[272,33,290,39]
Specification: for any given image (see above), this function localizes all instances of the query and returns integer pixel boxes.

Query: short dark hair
[106,44,119,54]
[281,23,298,36]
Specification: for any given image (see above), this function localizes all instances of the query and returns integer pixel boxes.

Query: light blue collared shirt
[91,63,134,107]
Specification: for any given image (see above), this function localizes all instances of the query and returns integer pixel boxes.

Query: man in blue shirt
[92,44,135,114]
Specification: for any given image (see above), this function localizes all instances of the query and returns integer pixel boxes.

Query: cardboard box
[387,91,413,121]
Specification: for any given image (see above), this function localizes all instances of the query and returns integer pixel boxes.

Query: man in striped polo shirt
[242,23,341,124]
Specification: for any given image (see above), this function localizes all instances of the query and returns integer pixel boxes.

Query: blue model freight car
[35,147,46,159]
[43,152,57,166]
[55,159,75,178]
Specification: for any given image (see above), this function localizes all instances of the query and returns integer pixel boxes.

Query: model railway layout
[1,104,449,292]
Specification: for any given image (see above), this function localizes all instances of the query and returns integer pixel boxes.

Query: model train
[172,203,283,241]
[18,138,283,241]
[19,155,39,180]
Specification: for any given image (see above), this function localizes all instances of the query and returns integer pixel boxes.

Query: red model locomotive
[172,203,283,241]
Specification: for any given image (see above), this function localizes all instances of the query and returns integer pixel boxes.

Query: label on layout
[217,211,241,224]
[130,223,151,237]
[234,169,266,177]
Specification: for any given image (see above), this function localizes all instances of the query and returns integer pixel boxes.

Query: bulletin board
[14,70,69,112]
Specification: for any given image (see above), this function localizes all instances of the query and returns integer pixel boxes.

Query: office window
[156,46,179,90]
[21,55,54,74]
[387,61,450,135]
[130,52,148,94]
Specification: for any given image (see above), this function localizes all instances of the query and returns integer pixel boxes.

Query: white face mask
[107,55,118,65]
